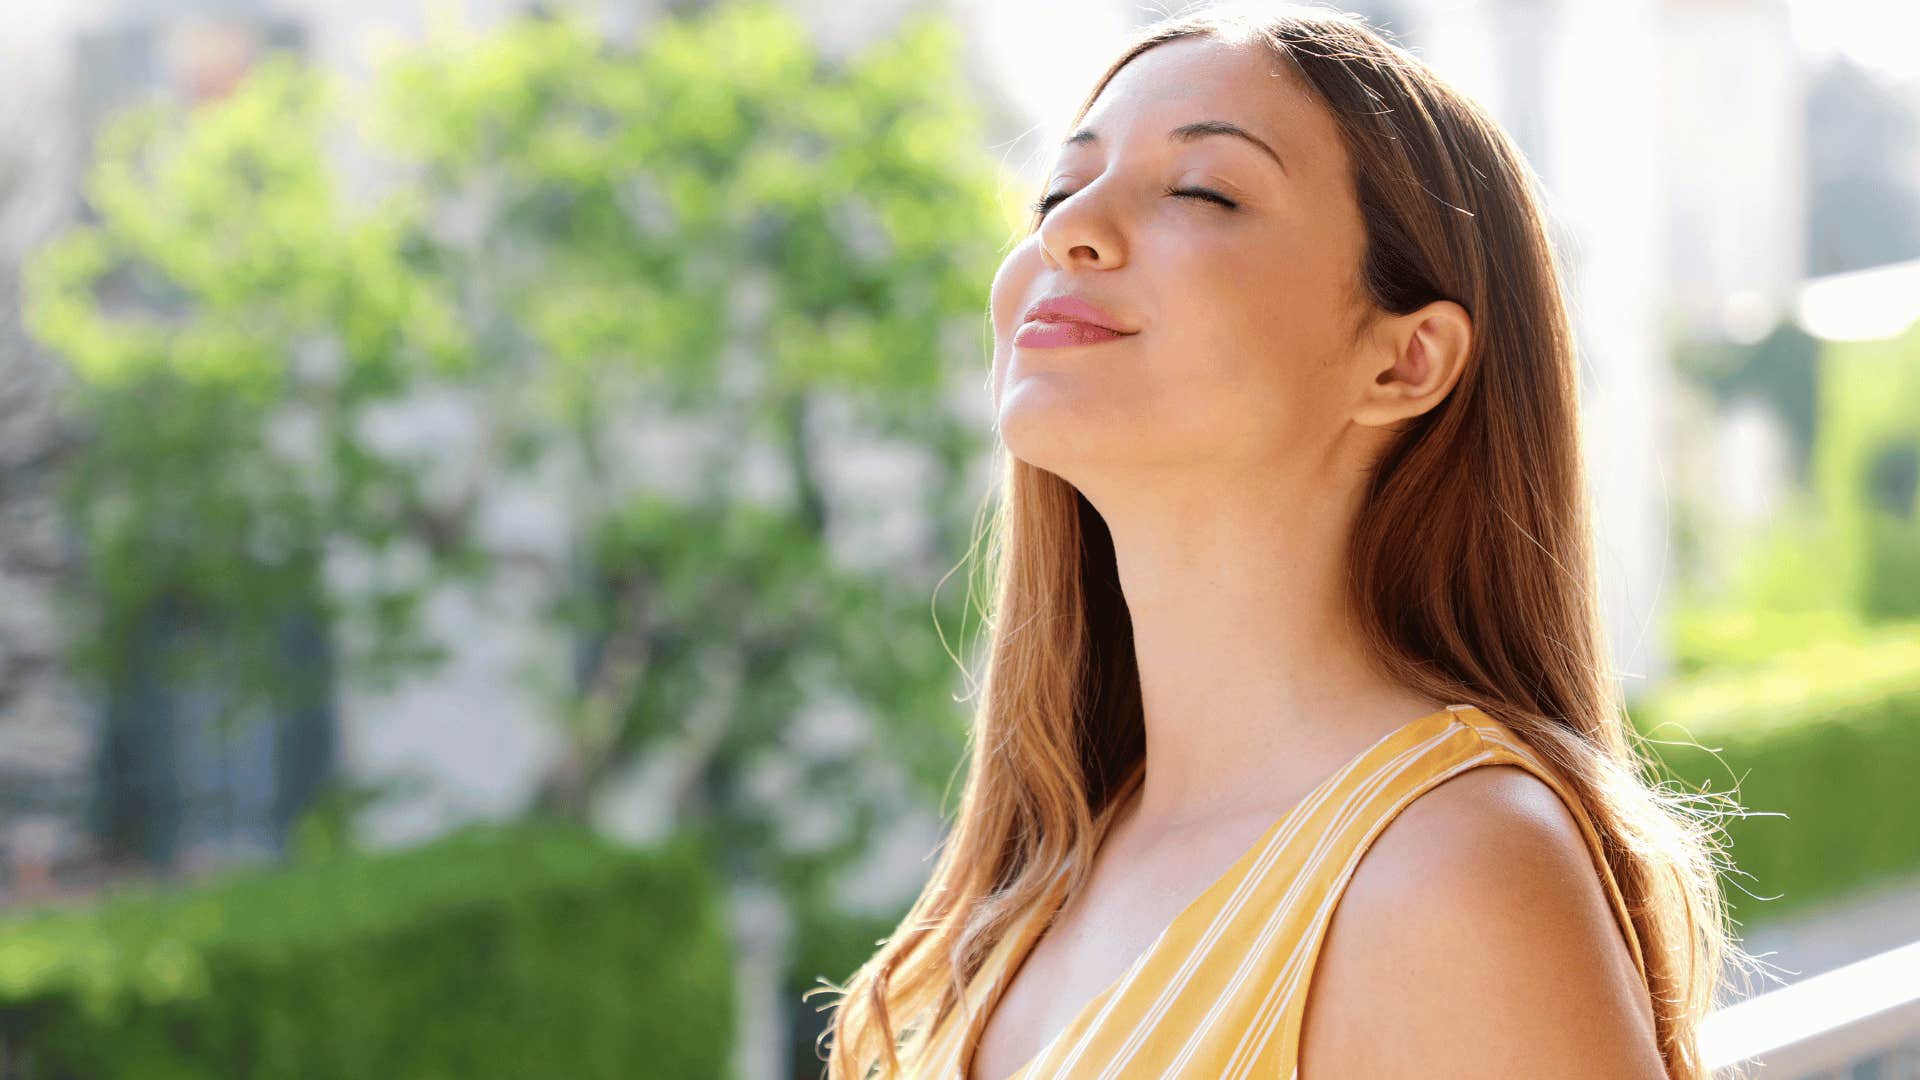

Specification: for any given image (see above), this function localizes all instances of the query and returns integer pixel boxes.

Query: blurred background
[0,0,1915,1077]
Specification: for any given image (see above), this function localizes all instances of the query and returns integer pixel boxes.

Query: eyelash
[1030,185,1239,218]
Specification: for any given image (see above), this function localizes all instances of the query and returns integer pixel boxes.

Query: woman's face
[988,35,1376,490]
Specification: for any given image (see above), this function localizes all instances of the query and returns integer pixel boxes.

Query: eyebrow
[1062,120,1288,175]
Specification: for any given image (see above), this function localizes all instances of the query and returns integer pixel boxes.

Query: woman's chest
[968,892,1172,1080]
[966,813,1294,1080]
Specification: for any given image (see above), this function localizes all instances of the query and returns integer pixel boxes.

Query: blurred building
[1660,0,1808,344]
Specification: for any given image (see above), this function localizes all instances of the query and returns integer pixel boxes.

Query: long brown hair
[809,5,1762,1077]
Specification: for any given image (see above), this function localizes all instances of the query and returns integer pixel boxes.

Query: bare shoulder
[1297,763,1667,1080]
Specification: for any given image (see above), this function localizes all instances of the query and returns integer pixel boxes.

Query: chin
[996,395,1118,487]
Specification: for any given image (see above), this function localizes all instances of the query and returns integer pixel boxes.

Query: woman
[811,5,1757,1078]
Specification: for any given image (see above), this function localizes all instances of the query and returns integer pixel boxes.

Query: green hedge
[1633,619,1920,926]
[0,821,731,1079]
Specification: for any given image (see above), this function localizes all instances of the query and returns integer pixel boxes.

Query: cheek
[989,243,1042,338]
[1168,221,1353,361]
[987,244,1042,399]
[1145,245,1352,452]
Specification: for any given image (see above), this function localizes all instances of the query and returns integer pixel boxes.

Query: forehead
[1074,35,1333,167]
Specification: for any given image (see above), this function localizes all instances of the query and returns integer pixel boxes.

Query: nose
[1036,182,1127,270]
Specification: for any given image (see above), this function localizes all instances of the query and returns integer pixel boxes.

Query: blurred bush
[1656,305,1920,927]
[0,822,729,1079]
[1668,605,1887,676]
[1634,618,1920,925]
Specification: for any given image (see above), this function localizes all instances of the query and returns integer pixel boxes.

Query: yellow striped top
[914,703,1649,1079]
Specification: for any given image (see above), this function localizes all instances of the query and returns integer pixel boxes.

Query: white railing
[1701,938,1920,1077]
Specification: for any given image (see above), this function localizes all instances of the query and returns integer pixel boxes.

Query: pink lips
[1015,320,1129,347]
[1016,295,1137,348]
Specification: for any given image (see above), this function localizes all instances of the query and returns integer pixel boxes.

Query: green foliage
[359,3,1004,879]
[1633,619,1920,925]
[26,56,476,726]
[1812,322,1920,619]
[27,0,999,861]
[786,897,903,1069]
[0,823,731,1078]
[1668,490,1857,631]
[1658,317,1920,933]
[1667,605,1879,676]
[25,6,1009,1064]
[365,3,1004,436]
[1668,316,1920,628]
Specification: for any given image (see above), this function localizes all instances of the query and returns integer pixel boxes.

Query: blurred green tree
[27,0,1013,1060]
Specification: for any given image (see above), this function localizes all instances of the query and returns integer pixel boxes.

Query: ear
[1351,299,1472,429]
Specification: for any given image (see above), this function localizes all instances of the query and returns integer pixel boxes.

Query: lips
[1016,294,1138,348]
[1014,319,1130,348]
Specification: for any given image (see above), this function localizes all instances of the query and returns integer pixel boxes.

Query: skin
[1302,764,1669,1078]
[972,34,1665,1080]
[987,36,1471,840]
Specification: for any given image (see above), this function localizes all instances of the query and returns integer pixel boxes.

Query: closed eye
[1165,185,1239,210]
[1030,185,1240,217]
